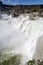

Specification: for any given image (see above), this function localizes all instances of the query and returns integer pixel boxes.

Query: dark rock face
[0,1,3,10]
[0,1,2,5]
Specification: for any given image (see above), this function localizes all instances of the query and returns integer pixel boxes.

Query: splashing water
[0,13,43,64]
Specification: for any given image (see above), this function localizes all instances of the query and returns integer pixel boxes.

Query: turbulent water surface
[0,13,43,64]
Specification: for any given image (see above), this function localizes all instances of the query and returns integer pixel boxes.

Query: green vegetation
[27,60,35,65]
[0,55,22,65]
[30,8,39,12]
[0,53,43,65]
[27,60,43,65]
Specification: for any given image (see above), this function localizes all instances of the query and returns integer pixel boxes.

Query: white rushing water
[0,13,43,64]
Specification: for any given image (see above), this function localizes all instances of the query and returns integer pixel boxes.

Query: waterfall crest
[0,14,43,64]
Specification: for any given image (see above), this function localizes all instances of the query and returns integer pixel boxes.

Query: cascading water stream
[0,13,43,65]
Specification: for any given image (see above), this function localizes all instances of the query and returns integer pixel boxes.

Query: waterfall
[0,13,43,65]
